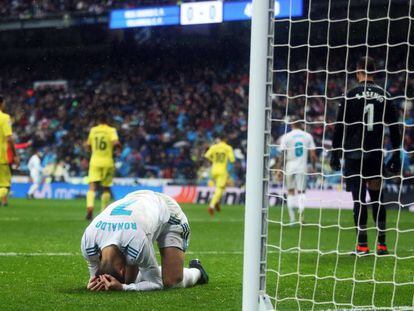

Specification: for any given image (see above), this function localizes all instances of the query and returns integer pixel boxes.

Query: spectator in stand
[1,49,412,187]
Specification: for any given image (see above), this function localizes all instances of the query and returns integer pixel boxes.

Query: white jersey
[81,190,182,291]
[27,154,42,181]
[279,129,315,175]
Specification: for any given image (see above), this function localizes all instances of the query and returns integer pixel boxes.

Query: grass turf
[0,199,413,310]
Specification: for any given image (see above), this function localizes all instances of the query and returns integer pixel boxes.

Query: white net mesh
[264,0,414,309]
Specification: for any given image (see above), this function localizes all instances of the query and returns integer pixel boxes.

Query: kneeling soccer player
[81,190,208,291]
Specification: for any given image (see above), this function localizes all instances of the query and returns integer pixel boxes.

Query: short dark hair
[95,260,125,284]
[97,112,109,124]
[357,56,376,75]
[95,245,126,283]
[215,132,225,140]
[0,95,4,103]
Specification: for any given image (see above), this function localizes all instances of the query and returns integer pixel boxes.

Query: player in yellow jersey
[204,135,235,216]
[85,113,121,220]
[0,96,19,205]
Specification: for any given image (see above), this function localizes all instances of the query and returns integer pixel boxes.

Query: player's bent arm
[83,140,91,152]
[7,136,19,167]
[228,147,235,163]
[84,129,93,152]
[112,140,122,156]
[385,100,402,151]
[86,257,99,278]
[102,265,163,291]
[122,280,163,291]
[122,237,163,291]
[274,152,285,180]
[204,148,213,162]
[332,101,345,153]
[80,235,99,278]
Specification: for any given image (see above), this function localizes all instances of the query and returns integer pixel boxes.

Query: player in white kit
[81,190,208,292]
[277,120,317,224]
[27,149,43,199]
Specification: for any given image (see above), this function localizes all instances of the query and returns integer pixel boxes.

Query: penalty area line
[0,252,75,256]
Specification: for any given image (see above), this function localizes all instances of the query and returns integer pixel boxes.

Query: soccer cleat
[351,244,370,256]
[214,202,221,212]
[189,259,209,285]
[208,207,214,217]
[377,244,389,256]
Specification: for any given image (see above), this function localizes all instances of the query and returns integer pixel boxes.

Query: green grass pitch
[0,199,413,310]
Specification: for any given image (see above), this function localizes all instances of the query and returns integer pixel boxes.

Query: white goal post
[243,0,275,310]
[243,0,414,310]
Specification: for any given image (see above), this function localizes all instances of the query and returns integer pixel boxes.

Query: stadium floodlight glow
[180,1,223,25]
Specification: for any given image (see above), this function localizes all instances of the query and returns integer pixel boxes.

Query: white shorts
[156,193,190,252]
[30,173,42,185]
[285,173,307,192]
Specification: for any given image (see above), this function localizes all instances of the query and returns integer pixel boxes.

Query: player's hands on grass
[101,274,123,291]
[87,276,105,291]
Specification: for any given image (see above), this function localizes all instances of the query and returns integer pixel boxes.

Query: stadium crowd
[3,55,249,184]
[1,48,413,185]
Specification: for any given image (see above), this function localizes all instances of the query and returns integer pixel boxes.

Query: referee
[330,56,402,255]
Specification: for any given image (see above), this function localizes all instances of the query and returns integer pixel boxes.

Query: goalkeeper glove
[385,152,401,175]
[329,154,341,172]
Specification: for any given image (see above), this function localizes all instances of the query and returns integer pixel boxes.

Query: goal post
[243,0,275,310]
[244,0,414,310]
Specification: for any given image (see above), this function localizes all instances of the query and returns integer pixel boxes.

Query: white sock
[182,268,201,288]
[28,184,39,196]
[298,193,306,214]
[287,195,296,223]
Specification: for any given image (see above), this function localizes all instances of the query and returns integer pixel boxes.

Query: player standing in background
[276,119,317,225]
[204,135,235,217]
[85,113,121,221]
[27,149,43,199]
[0,96,19,206]
[81,190,208,292]
[1,142,13,206]
[330,56,402,255]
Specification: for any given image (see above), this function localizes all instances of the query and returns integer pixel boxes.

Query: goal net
[243,0,414,310]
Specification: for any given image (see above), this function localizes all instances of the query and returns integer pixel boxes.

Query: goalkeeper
[330,56,402,255]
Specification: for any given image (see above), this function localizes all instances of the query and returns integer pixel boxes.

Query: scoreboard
[110,0,303,29]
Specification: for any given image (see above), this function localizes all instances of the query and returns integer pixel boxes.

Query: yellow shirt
[204,141,235,175]
[87,124,119,167]
[0,111,12,164]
